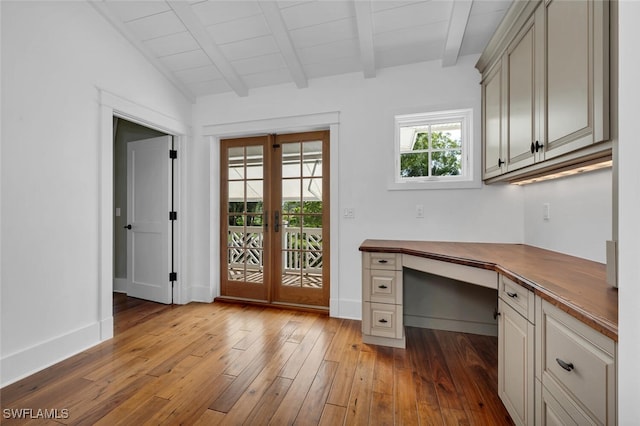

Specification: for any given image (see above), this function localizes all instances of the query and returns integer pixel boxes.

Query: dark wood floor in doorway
[1,294,513,425]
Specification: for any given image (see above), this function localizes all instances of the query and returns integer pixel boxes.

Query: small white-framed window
[392,108,477,189]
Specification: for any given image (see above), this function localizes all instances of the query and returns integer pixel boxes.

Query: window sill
[387,178,482,191]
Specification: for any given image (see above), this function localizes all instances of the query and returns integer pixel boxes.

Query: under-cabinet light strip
[511,160,613,185]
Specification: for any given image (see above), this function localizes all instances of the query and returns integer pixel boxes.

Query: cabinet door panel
[546,0,591,154]
[483,63,504,178]
[499,299,534,426]
[507,23,536,172]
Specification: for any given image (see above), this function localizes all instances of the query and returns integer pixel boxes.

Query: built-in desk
[359,239,618,343]
[360,240,618,425]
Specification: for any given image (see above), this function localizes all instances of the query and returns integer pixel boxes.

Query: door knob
[124,224,132,230]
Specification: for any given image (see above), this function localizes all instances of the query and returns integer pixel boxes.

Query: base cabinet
[536,299,616,425]
[498,277,535,425]
[361,252,405,348]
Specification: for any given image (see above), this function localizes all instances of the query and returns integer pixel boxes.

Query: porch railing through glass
[227,225,323,288]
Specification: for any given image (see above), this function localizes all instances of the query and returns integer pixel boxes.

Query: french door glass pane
[303,141,322,177]
[225,144,264,286]
[282,142,301,178]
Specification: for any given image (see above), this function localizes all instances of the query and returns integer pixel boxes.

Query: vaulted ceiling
[91,0,511,101]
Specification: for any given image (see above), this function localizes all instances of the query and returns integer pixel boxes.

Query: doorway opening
[219,131,330,309]
[113,117,175,308]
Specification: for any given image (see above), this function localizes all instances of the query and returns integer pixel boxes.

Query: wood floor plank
[193,408,226,426]
[394,367,420,426]
[291,360,339,426]
[344,350,376,425]
[318,403,346,426]
[0,296,513,426]
[269,330,335,425]
[243,376,293,425]
[214,341,297,423]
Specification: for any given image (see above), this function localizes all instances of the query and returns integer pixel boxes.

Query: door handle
[124,224,132,230]
[274,211,280,232]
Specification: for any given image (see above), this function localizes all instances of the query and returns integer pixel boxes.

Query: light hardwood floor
[0,294,513,425]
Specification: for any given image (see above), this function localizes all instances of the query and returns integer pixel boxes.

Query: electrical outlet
[543,203,550,221]
[343,208,355,219]
[416,204,424,218]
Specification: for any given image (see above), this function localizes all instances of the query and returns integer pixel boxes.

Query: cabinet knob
[535,140,544,152]
[530,142,535,154]
[506,291,518,298]
[377,259,388,264]
[378,285,388,289]
[493,309,501,320]
[378,318,388,324]
[556,358,574,372]
[498,158,505,167]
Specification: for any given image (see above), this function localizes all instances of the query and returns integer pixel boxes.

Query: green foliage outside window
[400,131,462,178]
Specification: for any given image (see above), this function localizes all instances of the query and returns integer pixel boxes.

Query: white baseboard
[331,298,361,320]
[404,314,498,337]
[0,322,104,387]
[113,278,128,293]
[188,285,214,303]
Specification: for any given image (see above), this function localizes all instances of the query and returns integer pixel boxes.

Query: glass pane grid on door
[226,144,265,286]
[221,132,328,307]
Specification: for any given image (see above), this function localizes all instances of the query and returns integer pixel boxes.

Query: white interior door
[126,136,172,304]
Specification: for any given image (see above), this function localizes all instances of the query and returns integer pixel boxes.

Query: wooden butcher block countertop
[359,239,618,341]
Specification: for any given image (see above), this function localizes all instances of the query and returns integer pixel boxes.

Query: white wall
[0,1,191,386]
[191,56,525,318]
[617,0,640,421]
[522,169,612,263]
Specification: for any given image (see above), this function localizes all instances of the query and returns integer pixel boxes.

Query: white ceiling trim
[442,0,474,67]
[167,1,249,97]
[89,1,196,103]
[258,2,308,89]
[353,0,376,78]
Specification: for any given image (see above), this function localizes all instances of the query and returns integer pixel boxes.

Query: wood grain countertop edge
[359,240,618,341]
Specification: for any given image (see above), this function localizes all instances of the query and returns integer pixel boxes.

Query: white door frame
[98,89,189,340]
[203,111,341,317]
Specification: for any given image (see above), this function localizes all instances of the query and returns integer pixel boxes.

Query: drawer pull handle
[378,285,388,289]
[378,318,388,324]
[377,259,388,264]
[556,358,574,372]
[506,291,518,298]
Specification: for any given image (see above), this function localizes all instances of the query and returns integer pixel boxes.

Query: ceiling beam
[353,0,376,78]
[167,1,248,97]
[89,1,196,103]
[442,0,474,67]
[258,2,308,89]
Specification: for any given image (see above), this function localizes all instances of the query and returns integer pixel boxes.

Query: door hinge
[169,211,177,221]
[170,149,177,159]
[170,272,177,282]
[273,144,280,149]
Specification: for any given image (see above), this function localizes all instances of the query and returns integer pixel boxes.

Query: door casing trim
[205,112,341,317]
[99,89,190,340]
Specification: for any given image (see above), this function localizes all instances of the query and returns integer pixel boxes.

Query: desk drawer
[363,269,402,304]
[364,252,401,270]
[539,300,615,425]
[363,302,403,339]
[500,276,535,321]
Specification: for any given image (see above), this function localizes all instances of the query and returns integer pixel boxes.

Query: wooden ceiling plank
[353,0,376,78]
[167,1,249,97]
[258,1,308,89]
[442,0,474,67]
[89,2,196,103]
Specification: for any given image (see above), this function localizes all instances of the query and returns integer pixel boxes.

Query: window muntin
[394,109,473,186]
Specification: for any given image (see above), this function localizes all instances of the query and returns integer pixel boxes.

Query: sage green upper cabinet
[506,13,538,173]
[482,60,505,179]
[477,0,611,183]
[543,0,609,160]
